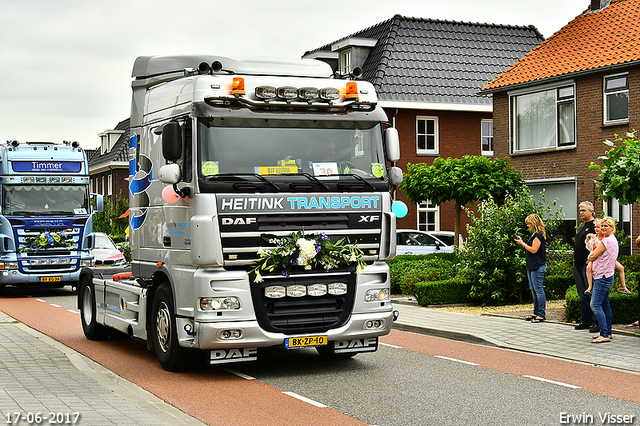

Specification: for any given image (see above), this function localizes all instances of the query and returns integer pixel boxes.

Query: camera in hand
[512,234,520,241]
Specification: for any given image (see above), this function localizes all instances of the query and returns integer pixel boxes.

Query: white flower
[254,269,263,283]
[296,238,317,266]
[349,251,357,262]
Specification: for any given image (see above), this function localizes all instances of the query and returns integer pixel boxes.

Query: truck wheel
[79,276,109,340]
[151,283,189,371]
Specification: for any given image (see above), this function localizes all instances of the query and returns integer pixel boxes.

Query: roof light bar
[319,87,340,101]
[298,87,319,101]
[255,86,277,99]
[277,86,298,100]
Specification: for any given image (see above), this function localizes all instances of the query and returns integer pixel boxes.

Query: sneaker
[574,323,591,330]
[589,324,600,333]
[584,290,592,296]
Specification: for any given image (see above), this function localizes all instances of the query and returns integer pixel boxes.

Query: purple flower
[320,232,330,241]
[282,270,290,278]
[290,258,298,266]
[315,241,322,253]
[44,232,55,245]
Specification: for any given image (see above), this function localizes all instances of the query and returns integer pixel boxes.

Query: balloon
[162,185,180,204]
[392,200,408,218]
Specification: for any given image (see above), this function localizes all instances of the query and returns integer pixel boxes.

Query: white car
[396,229,453,255]
[91,232,126,267]
[426,231,464,247]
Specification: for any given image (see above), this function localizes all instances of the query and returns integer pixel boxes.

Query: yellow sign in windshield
[255,166,298,175]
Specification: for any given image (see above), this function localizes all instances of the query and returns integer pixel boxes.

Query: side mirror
[162,122,183,162]
[159,164,181,184]
[385,128,400,162]
[387,166,403,186]
[92,194,104,213]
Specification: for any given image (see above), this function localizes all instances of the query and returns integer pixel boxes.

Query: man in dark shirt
[574,201,597,331]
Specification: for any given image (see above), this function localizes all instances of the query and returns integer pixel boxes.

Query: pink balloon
[162,185,180,204]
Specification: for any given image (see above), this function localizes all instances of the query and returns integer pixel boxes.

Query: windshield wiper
[206,173,280,191]
[334,173,376,190]
[289,172,329,190]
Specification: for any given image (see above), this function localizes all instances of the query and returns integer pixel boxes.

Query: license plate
[285,335,328,349]
[38,276,62,282]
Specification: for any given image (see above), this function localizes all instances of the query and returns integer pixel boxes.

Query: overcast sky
[0,0,589,149]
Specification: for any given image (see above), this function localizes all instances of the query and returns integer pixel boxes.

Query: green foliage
[414,278,473,306]
[544,275,574,300]
[400,155,525,206]
[387,253,459,294]
[398,258,458,295]
[93,195,129,239]
[589,131,640,204]
[461,187,565,305]
[565,285,638,324]
[619,255,640,273]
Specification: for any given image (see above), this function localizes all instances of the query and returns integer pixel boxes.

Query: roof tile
[483,0,640,91]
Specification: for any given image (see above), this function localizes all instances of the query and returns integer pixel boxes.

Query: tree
[399,155,525,247]
[462,187,565,305]
[589,131,640,205]
[93,194,129,238]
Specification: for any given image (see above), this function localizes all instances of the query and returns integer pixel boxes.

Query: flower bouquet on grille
[21,230,74,253]
[249,231,365,283]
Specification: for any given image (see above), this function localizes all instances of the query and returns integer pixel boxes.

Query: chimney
[591,0,611,11]
[591,0,600,10]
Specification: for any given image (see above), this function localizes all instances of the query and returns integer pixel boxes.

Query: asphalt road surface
[3,286,640,426]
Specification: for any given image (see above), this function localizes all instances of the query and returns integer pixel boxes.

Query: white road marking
[523,375,581,389]
[49,303,62,308]
[223,368,255,380]
[434,355,479,366]
[380,342,402,349]
[283,391,327,408]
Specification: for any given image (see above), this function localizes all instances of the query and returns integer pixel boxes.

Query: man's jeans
[573,262,596,326]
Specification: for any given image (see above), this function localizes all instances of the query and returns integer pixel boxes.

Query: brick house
[303,15,544,235]
[88,118,130,209]
[482,0,640,254]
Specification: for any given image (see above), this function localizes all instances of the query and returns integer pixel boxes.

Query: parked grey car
[396,229,453,255]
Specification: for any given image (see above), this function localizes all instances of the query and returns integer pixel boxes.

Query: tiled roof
[88,118,130,169]
[305,15,544,106]
[483,0,640,92]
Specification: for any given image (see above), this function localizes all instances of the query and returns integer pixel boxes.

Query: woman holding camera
[588,216,618,343]
[515,214,547,323]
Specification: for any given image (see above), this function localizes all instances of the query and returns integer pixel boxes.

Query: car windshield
[94,234,116,250]
[2,185,89,216]
[197,118,386,180]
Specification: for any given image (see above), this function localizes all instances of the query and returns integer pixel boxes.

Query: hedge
[415,278,473,306]
[544,275,574,300]
[565,285,638,324]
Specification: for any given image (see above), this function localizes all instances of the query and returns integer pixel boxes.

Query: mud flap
[332,337,378,355]
[209,348,258,365]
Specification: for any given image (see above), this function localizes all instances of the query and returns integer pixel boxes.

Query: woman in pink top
[587,217,618,343]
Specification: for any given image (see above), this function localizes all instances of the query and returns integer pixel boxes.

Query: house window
[510,83,575,152]
[603,197,631,255]
[107,175,113,196]
[101,176,105,195]
[481,119,494,156]
[416,116,439,155]
[340,49,352,74]
[417,201,439,231]
[604,73,629,124]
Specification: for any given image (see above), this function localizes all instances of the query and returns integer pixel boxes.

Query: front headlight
[200,296,241,311]
[81,259,94,267]
[365,288,390,302]
[0,262,18,270]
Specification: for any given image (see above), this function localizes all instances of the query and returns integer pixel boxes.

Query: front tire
[151,283,189,371]
[80,276,109,340]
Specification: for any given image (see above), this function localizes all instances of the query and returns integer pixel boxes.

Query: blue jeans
[573,262,596,326]
[590,275,614,338]
[527,264,547,318]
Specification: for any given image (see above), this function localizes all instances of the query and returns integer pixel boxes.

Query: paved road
[2,288,639,426]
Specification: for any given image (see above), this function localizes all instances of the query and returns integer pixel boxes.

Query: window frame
[417,200,439,231]
[481,119,494,156]
[603,72,629,125]
[340,49,352,74]
[416,116,439,155]
[509,81,576,154]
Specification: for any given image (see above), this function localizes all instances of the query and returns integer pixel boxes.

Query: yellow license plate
[285,335,328,349]
[38,276,62,282]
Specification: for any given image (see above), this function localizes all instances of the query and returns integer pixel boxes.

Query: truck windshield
[2,185,89,216]
[197,118,387,181]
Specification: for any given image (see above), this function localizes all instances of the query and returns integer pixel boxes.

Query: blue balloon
[392,200,408,218]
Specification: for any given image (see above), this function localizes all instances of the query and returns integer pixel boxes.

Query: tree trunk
[454,201,462,249]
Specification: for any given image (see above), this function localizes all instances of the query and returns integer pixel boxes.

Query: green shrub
[415,278,473,306]
[619,255,640,273]
[462,187,565,306]
[544,275,574,300]
[387,253,459,294]
[565,285,638,324]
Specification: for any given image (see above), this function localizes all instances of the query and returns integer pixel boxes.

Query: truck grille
[249,269,356,334]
